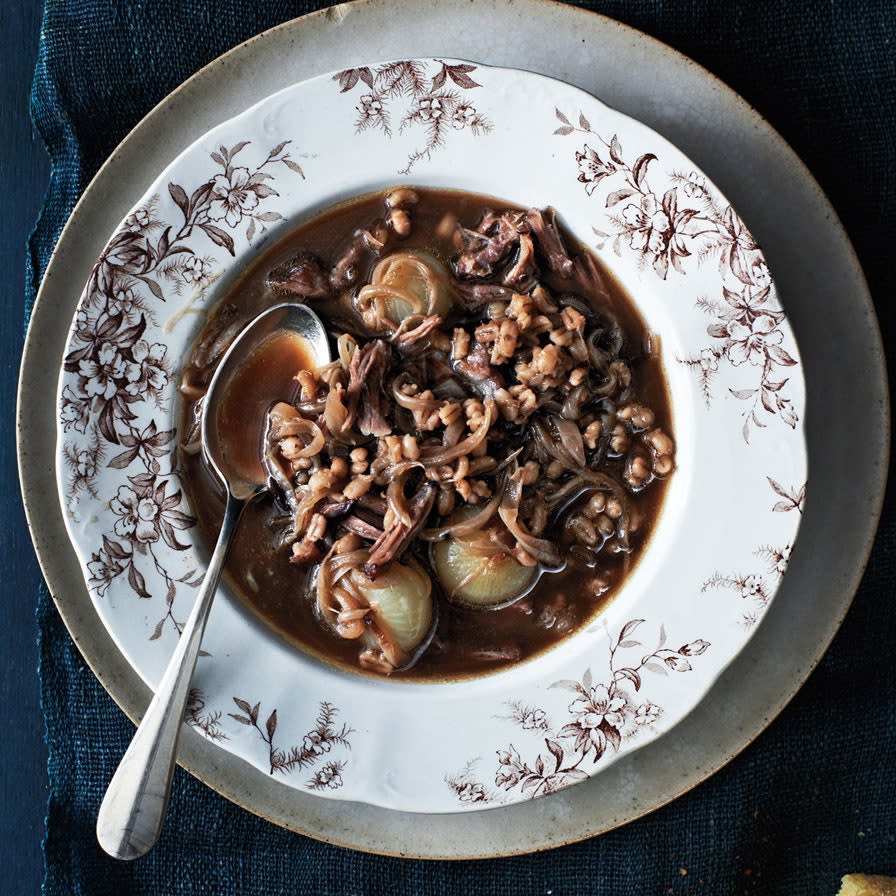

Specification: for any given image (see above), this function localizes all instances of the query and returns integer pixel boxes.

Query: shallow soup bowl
[55,58,806,814]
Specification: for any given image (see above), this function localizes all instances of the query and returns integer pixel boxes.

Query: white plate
[55,57,806,813]
[21,0,885,855]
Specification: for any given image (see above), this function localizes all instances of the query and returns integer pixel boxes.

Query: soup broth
[179,187,674,680]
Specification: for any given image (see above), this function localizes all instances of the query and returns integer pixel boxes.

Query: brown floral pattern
[335,60,492,174]
[185,689,228,742]
[447,620,709,804]
[60,140,303,639]
[702,550,789,628]
[701,477,804,627]
[554,109,800,443]
[768,477,806,515]
[229,698,353,790]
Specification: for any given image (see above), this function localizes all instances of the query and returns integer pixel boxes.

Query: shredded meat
[502,232,538,289]
[455,342,505,399]
[267,252,333,299]
[526,207,575,278]
[345,339,391,436]
[365,483,436,577]
[453,212,526,279]
[455,282,516,310]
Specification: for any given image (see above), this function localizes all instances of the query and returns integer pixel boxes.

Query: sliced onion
[561,384,589,421]
[550,415,586,467]
[544,469,627,514]
[392,373,441,413]
[530,417,580,472]
[327,549,373,574]
[357,282,422,327]
[316,548,360,622]
[593,365,622,398]
[264,448,298,511]
[269,412,325,459]
[386,464,424,529]
[498,469,563,567]
[586,329,611,372]
[420,400,496,465]
[337,333,357,371]
[420,490,502,541]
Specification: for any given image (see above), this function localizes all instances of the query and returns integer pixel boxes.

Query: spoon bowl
[96,302,331,860]
[202,302,330,500]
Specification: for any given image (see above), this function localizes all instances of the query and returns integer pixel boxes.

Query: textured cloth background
[28,1,895,893]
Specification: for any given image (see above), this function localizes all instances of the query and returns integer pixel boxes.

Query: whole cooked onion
[352,557,435,664]
[431,507,536,608]
[317,549,435,670]
[355,250,453,332]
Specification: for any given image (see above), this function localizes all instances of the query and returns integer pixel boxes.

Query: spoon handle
[96,491,246,860]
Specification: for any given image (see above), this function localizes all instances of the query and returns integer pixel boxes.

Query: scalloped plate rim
[53,55,807,814]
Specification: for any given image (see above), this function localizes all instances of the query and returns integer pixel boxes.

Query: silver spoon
[96,302,331,860]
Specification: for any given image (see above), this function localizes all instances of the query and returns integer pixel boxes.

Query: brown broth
[179,188,673,681]
[214,331,312,484]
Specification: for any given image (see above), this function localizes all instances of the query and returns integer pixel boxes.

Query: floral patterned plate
[56,58,806,813]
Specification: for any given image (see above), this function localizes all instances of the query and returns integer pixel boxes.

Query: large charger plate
[21,0,885,856]
[54,57,806,813]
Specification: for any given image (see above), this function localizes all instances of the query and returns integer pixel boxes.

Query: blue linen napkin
[29,1,895,893]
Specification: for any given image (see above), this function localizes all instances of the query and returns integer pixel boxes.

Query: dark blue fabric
[28,1,895,893]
